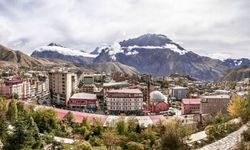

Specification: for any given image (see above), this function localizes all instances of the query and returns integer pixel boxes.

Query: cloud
[0,0,249,58]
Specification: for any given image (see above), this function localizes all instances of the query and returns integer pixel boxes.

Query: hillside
[0,45,74,68]
[222,65,250,81]
[86,62,139,75]
[0,44,138,75]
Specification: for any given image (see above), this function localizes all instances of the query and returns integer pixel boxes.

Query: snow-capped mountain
[223,58,250,68]
[94,33,228,80]
[94,34,188,62]
[31,43,97,64]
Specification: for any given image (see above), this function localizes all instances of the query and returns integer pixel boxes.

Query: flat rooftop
[103,81,129,87]
[70,92,96,99]
[172,86,188,90]
[202,95,230,99]
[107,88,142,94]
[182,99,201,105]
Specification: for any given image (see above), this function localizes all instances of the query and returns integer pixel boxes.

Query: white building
[106,88,143,113]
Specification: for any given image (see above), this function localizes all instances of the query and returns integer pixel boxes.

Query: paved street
[187,131,207,144]
[197,124,248,150]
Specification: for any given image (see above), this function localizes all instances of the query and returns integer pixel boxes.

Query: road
[197,124,248,150]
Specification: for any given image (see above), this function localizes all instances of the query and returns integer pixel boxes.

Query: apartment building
[200,95,230,115]
[79,84,96,93]
[49,71,77,107]
[0,80,11,96]
[106,88,143,113]
[170,86,188,100]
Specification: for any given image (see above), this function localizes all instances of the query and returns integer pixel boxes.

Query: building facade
[49,71,77,107]
[170,86,188,100]
[181,98,201,115]
[200,95,230,115]
[106,89,143,113]
[68,92,97,112]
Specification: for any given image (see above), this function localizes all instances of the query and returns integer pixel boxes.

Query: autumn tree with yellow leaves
[228,95,250,122]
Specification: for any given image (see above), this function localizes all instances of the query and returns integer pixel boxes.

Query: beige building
[106,88,143,113]
[200,95,230,115]
[49,71,77,107]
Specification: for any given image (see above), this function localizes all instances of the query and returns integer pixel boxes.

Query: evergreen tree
[5,117,44,150]
[92,118,103,136]
[82,117,91,129]
[0,98,8,143]
[63,111,75,126]
[16,101,25,115]
[32,108,58,133]
[116,117,127,135]
[0,113,8,143]
[6,100,18,123]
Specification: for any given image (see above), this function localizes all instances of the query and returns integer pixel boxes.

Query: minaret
[147,75,151,111]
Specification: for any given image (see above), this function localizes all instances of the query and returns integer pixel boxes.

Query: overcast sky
[0,0,249,59]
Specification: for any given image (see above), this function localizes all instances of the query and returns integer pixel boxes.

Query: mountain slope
[0,44,138,75]
[86,62,138,75]
[223,58,250,68]
[94,34,228,80]
[31,43,97,64]
[0,45,77,68]
[222,65,250,81]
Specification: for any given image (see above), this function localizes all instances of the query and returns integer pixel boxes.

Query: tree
[159,119,191,150]
[126,141,144,150]
[0,98,8,143]
[16,102,25,114]
[140,127,157,147]
[32,108,58,133]
[214,112,226,124]
[82,117,91,129]
[6,100,17,123]
[91,118,103,136]
[0,113,8,144]
[74,140,93,150]
[63,111,75,126]
[228,95,249,122]
[160,80,169,89]
[127,117,138,133]
[103,131,121,150]
[5,117,44,150]
[11,93,18,100]
[0,97,8,114]
[116,117,127,135]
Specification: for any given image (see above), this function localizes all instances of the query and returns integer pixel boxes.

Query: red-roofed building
[68,93,97,112]
[181,99,201,115]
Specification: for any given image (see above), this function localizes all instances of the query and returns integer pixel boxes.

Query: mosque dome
[150,91,166,103]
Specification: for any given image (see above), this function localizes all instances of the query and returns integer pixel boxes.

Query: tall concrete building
[49,71,77,107]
